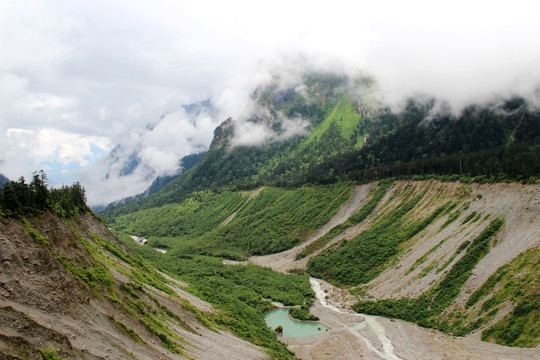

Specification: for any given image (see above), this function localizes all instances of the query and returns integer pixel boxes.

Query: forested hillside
[102,72,539,220]
[95,72,540,357]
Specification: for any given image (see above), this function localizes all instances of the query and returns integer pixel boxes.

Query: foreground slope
[0,211,268,359]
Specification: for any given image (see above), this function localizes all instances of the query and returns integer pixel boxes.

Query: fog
[1,0,539,205]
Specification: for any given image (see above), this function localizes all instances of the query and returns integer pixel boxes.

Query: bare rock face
[210,117,233,150]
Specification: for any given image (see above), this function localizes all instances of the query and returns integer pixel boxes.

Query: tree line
[0,170,88,218]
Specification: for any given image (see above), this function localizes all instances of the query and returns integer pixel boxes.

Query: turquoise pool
[264,309,327,337]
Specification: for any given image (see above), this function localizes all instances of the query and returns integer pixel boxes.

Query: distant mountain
[104,99,215,181]
[103,72,540,218]
[0,173,9,188]
[96,151,205,213]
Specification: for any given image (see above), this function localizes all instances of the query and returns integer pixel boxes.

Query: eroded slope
[0,212,268,359]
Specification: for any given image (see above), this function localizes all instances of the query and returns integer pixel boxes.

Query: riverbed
[278,278,539,360]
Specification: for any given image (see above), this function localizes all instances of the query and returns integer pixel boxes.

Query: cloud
[1,0,539,206]
[0,127,111,183]
[78,104,222,206]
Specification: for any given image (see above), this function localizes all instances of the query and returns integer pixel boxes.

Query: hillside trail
[249,183,377,272]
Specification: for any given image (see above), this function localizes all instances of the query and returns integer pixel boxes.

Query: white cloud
[1,0,539,205]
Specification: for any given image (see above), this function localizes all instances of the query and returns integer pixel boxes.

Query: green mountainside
[99,72,540,353]
[3,71,539,359]
[103,72,539,219]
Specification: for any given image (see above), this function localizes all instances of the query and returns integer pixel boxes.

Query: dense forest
[0,170,88,218]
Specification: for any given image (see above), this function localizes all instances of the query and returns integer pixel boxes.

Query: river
[309,278,403,360]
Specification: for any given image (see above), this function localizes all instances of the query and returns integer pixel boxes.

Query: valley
[227,180,540,359]
[112,178,539,359]
[2,71,539,359]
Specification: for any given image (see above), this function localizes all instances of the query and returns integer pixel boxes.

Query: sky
[1,0,539,206]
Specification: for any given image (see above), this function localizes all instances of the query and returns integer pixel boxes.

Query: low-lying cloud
[2,0,539,206]
[78,105,221,206]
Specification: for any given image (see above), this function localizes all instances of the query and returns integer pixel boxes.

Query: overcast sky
[1,0,539,206]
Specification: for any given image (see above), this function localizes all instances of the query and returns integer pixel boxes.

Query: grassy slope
[109,183,355,260]
[304,95,361,146]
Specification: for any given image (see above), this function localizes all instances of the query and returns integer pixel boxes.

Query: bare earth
[282,278,540,360]
[249,181,540,360]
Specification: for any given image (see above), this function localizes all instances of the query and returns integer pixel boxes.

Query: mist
[1,0,539,206]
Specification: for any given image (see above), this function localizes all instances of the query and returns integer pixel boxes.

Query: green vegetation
[39,347,67,360]
[109,315,145,343]
[482,301,539,347]
[305,95,361,146]
[353,218,505,334]
[308,192,454,286]
[109,183,354,259]
[289,304,319,321]
[469,247,540,347]
[111,190,248,238]
[297,181,391,259]
[118,233,312,359]
[0,170,87,218]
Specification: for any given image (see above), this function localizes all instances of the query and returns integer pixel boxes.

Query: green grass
[308,191,454,286]
[354,218,505,335]
[471,247,540,347]
[111,183,354,260]
[39,347,67,360]
[304,95,361,146]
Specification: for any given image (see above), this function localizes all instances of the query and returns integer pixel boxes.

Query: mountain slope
[95,70,540,356]
[281,180,538,347]
[102,73,539,221]
[0,211,269,359]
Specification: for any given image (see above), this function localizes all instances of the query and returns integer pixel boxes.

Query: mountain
[96,152,206,213]
[3,71,540,359]
[0,174,9,188]
[102,72,539,218]
[100,71,539,357]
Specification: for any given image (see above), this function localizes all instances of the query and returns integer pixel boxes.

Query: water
[264,308,327,337]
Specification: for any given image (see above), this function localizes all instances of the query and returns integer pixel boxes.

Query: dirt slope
[0,212,268,360]
[249,180,540,359]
